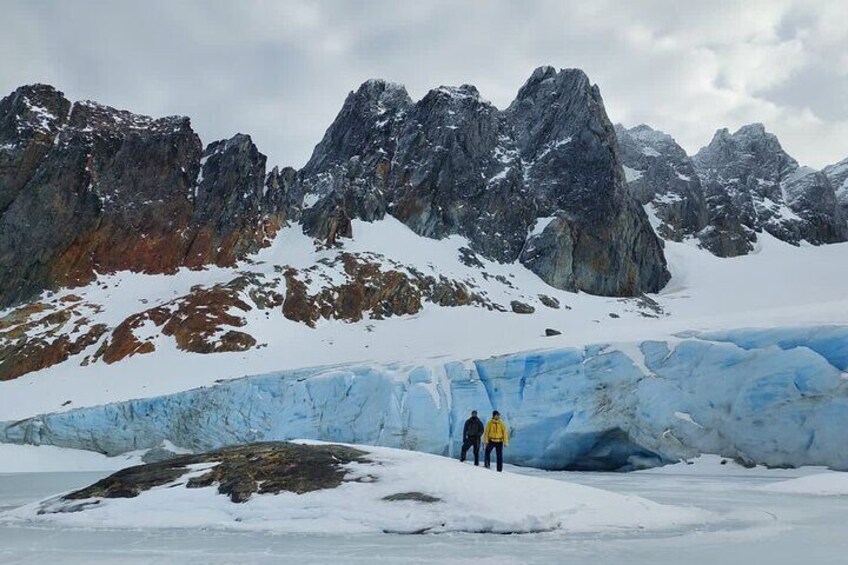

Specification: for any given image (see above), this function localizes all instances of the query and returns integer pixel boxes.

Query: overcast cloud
[2,0,846,168]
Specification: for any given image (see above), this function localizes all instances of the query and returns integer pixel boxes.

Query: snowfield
[759,473,848,496]
[1,452,847,564]
[1,443,709,536]
[0,444,142,473]
[3,217,848,421]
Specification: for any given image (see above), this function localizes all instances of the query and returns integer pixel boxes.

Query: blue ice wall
[4,325,848,470]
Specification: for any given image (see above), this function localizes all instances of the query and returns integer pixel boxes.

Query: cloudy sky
[3,0,846,168]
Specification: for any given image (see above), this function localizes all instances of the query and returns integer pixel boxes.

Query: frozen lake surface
[2,462,847,564]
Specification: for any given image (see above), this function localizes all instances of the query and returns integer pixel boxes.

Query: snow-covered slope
[3,216,848,422]
[2,442,709,535]
[6,324,848,470]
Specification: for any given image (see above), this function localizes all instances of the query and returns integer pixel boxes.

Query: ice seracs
[6,325,848,472]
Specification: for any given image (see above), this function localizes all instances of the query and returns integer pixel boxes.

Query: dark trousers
[485,441,504,471]
[460,437,481,465]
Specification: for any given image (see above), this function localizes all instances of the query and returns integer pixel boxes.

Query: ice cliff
[4,325,847,471]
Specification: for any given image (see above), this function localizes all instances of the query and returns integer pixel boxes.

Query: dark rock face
[509,68,669,296]
[188,134,286,267]
[693,124,847,256]
[63,442,367,504]
[0,85,287,308]
[615,124,708,241]
[510,300,535,314]
[823,157,848,217]
[297,67,670,297]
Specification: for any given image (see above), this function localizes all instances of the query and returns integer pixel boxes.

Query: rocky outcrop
[509,68,669,296]
[615,124,708,241]
[0,85,288,308]
[0,296,107,381]
[297,67,669,296]
[63,442,367,504]
[823,156,848,217]
[281,252,495,326]
[0,250,500,379]
[693,124,847,256]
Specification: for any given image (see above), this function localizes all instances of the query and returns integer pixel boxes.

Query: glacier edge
[3,325,848,471]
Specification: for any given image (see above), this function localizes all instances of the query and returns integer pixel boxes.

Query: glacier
[3,325,848,471]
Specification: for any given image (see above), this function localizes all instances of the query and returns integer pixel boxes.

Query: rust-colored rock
[0,86,293,309]
[0,301,108,381]
[282,252,492,326]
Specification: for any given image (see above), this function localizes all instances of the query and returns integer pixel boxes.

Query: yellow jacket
[483,419,509,446]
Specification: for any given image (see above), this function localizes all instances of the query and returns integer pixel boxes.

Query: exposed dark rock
[510,300,535,314]
[0,300,108,381]
[457,247,485,269]
[297,68,670,297]
[383,491,441,503]
[188,134,286,267]
[544,328,562,337]
[823,157,848,217]
[537,294,560,309]
[615,124,708,241]
[63,442,368,504]
[0,86,288,308]
[693,124,847,256]
[94,274,268,363]
[508,68,669,296]
[282,253,494,326]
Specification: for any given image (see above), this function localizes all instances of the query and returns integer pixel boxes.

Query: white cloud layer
[2,0,846,168]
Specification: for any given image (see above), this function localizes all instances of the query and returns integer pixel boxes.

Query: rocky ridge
[0,84,292,309]
[615,124,708,242]
[823,156,848,217]
[692,124,846,256]
[0,235,537,381]
[2,71,848,385]
[296,67,670,296]
[618,123,848,257]
[60,442,368,504]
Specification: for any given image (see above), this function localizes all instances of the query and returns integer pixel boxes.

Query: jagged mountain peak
[425,84,485,104]
[0,83,295,308]
[691,122,845,255]
[352,78,412,110]
[615,123,708,242]
[508,67,597,125]
[0,83,71,138]
[616,123,677,149]
[695,122,797,179]
[516,65,591,93]
[297,66,668,297]
[698,124,784,164]
[66,98,192,136]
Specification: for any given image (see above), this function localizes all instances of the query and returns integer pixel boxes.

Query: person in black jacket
[460,410,484,465]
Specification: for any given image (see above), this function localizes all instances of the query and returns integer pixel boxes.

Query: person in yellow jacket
[483,410,509,472]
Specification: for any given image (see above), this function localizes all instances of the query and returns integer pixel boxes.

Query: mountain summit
[297,66,670,296]
[0,84,291,308]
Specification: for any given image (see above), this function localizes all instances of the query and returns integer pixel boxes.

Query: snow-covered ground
[3,217,848,421]
[1,452,847,564]
[2,443,707,536]
[0,444,142,473]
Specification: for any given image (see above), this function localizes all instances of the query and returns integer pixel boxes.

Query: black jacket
[463,416,484,440]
